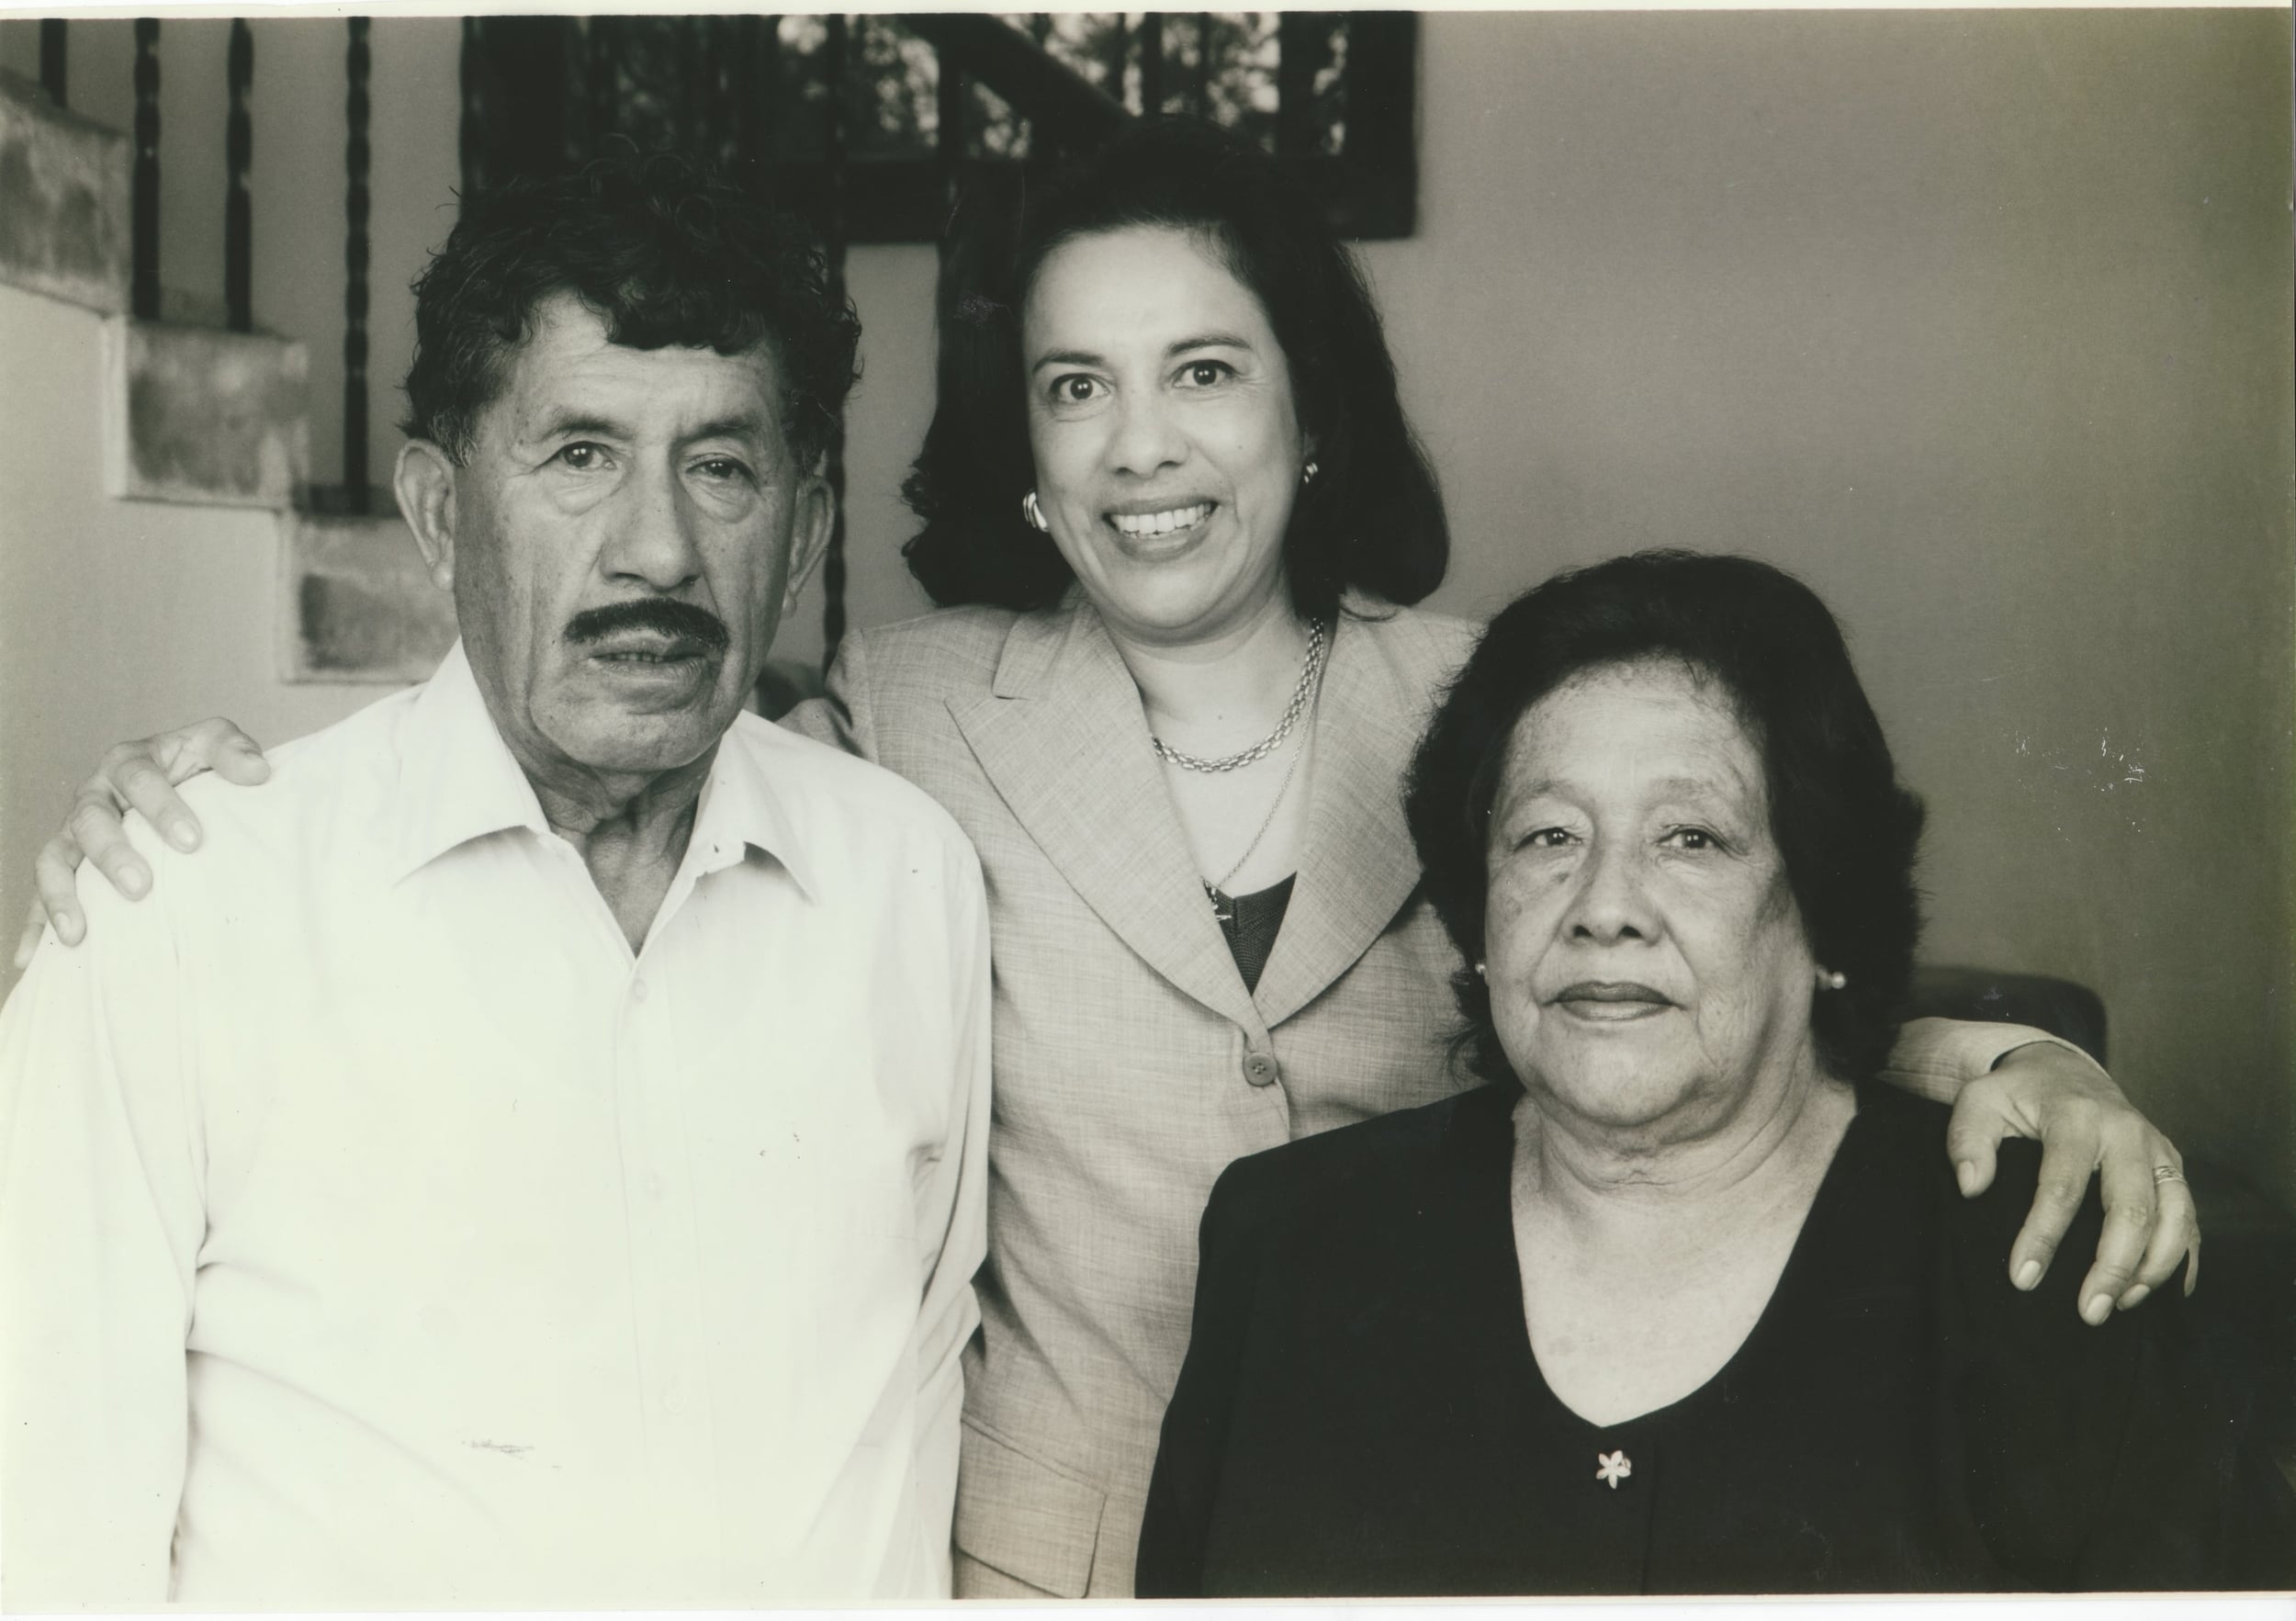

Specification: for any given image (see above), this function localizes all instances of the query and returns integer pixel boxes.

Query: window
[460,13,1418,241]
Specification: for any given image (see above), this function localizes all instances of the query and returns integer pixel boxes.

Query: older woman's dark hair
[901,117,1446,623]
[402,151,860,467]
[1405,551,1927,1084]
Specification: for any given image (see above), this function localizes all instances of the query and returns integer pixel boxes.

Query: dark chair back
[1903,965,2108,1065]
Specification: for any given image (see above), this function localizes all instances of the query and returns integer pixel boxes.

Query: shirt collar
[385,642,555,883]
[386,641,818,901]
[680,713,820,903]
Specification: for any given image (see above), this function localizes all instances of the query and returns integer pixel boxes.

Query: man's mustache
[564,598,731,651]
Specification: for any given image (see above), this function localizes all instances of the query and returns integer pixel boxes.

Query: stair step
[106,318,308,509]
[0,69,130,315]
[280,508,457,683]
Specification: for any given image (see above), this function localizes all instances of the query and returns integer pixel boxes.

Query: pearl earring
[1474,962,1487,978]
[1021,490,1049,532]
[1816,968,1848,991]
[1301,458,1320,486]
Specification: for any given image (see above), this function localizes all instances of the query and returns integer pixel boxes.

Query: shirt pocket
[952,1418,1110,1599]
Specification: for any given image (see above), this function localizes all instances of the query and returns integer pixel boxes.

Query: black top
[1213,874,1295,994]
[1137,1082,2296,1596]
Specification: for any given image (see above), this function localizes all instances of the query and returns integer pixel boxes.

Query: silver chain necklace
[1150,620,1328,774]
[1203,727,1310,924]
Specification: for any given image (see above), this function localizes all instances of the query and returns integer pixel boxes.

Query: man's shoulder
[138,688,420,868]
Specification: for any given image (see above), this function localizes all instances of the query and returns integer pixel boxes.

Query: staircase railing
[35,14,1406,672]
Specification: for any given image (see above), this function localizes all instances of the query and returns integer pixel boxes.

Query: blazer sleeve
[1134,1158,1276,1598]
[1940,1146,2296,1589]
[1878,1017,2096,1105]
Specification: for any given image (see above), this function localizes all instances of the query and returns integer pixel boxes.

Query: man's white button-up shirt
[0,643,991,1608]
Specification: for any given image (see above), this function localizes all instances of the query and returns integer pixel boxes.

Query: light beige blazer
[785,591,1480,1597]
[785,591,2029,1597]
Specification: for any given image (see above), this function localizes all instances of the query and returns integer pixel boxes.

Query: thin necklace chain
[1204,726,1310,912]
[1150,619,1327,774]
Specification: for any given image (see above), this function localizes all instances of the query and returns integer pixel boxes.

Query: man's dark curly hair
[401,151,860,467]
[900,117,1447,623]
[1404,551,1928,1086]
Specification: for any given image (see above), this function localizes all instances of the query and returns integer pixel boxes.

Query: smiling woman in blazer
[26,120,2200,1599]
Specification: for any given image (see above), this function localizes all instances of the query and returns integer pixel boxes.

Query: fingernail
[2118,1284,2150,1310]
[2083,1291,2113,1325]
[165,819,198,851]
[1954,1160,1980,1197]
[2014,1259,2043,1290]
[58,914,84,945]
[120,864,150,898]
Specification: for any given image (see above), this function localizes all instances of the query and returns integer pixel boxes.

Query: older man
[0,156,988,1607]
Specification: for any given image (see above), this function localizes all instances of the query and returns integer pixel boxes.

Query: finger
[32,827,91,946]
[211,737,273,786]
[2074,1190,2155,1327]
[2123,1172,2200,1303]
[178,718,271,787]
[68,794,152,906]
[2184,1236,2201,1297]
[113,751,205,853]
[13,898,46,970]
[2006,1118,2099,1300]
[1942,1104,2003,1199]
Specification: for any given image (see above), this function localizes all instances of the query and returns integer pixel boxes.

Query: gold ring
[2151,1165,2187,1187]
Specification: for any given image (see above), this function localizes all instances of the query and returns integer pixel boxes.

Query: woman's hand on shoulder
[1945,1041,2199,1327]
[14,720,271,967]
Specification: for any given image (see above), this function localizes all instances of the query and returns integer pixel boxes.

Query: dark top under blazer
[1137,1083,2296,1595]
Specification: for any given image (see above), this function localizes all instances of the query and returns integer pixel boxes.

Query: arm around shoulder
[781,630,878,760]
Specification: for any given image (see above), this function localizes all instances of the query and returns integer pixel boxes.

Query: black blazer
[1137,1083,2295,1596]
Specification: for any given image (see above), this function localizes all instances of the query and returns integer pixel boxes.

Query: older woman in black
[1137,552,2296,1595]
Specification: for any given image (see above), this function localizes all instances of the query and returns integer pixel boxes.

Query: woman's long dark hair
[901,118,1448,624]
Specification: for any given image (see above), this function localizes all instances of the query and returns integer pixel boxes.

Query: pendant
[1204,882,1234,926]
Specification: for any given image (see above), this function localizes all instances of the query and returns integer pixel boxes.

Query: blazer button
[1243,1052,1280,1087]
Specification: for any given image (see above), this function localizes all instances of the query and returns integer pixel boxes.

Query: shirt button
[642,1172,665,1200]
[1243,1052,1280,1087]
[630,977,649,1003]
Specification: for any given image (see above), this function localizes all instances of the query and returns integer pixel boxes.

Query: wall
[0,280,374,952]
[1365,10,2294,1215]
[1,13,2289,1213]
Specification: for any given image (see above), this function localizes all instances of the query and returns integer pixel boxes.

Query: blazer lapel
[1252,609,1438,1028]
[949,600,1266,1034]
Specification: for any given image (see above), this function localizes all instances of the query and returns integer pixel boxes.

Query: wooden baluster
[344,17,372,511]
[818,15,850,670]
[1139,14,1165,117]
[936,39,966,192]
[1275,13,1315,159]
[225,19,253,332]
[131,18,160,321]
[732,15,779,191]
[1192,13,1211,118]
[584,16,617,160]
[458,18,488,199]
[39,18,65,107]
